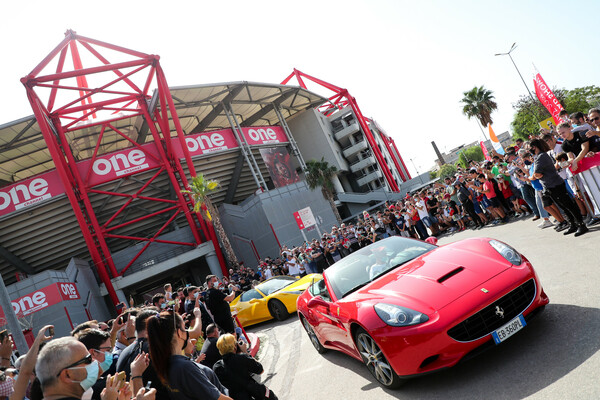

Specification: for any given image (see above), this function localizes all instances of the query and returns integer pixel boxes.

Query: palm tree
[461,86,498,127]
[181,174,238,266]
[304,158,342,224]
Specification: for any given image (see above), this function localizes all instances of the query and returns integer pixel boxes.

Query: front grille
[448,279,536,342]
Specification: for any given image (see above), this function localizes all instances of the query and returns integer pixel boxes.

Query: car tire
[354,327,405,389]
[268,299,289,321]
[300,315,327,354]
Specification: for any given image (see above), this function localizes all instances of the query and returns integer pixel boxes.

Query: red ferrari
[297,236,549,388]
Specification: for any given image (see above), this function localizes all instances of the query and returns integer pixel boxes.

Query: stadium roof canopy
[0,81,327,185]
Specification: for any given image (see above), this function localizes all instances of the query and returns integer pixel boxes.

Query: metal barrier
[571,154,600,217]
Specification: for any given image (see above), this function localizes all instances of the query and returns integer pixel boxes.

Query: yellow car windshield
[256,276,296,296]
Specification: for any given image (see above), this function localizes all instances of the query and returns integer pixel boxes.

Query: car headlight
[489,239,522,265]
[374,303,429,327]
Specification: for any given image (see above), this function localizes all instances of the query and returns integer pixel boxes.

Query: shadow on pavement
[314,303,600,399]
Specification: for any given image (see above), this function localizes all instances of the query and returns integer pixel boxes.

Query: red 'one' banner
[533,73,564,124]
[0,282,80,325]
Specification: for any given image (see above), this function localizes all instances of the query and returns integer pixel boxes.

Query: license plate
[491,314,526,344]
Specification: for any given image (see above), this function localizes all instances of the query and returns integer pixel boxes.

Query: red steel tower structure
[281,69,411,189]
[21,31,227,306]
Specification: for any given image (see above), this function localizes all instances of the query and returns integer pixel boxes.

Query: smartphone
[115,303,125,314]
[47,327,54,337]
[120,313,129,323]
[116,371,126,388]
[0,330,8,343]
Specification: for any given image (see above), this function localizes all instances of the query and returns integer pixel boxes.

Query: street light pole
[410,158,423,184]
[495,42,537,104]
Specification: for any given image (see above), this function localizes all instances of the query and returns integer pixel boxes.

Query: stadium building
[0,32,409,337]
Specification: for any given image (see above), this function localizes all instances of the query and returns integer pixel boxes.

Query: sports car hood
[354,238,513,311]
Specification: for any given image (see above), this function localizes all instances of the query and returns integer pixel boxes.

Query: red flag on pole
[480,141,491,161]
[533,72,565,124]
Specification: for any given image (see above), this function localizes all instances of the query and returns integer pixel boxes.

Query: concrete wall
[287,108,348,172]
[1,259,111,339]
[219,181,338,267]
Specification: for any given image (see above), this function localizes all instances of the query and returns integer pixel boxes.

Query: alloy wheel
[356,332,394,386]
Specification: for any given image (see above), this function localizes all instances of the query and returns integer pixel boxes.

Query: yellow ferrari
[230,274,321,327]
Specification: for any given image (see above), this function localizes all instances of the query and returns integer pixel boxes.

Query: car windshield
[324,237,436,299]
[256,276,296,295]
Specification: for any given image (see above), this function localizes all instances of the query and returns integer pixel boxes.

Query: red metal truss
[21,30,227,307]
[282,69,400,192]
[388,136,412,180]
[367,119,411,182]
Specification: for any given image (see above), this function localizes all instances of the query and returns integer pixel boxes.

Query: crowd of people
[0,273,279,400]
[0,109,598,400]
[241,108,600,278]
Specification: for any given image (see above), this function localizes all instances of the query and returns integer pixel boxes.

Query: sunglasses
[591,117,600,122]
[57,353,93,376]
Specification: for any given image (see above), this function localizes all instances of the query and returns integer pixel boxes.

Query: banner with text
[0,170,64,218]
[242,126,288,146]
[0,282,81,326]
[533,72,565,124]
[293,207,317,230]
[76,143,163,187]
[1,126,289,218]
[172,128,239,158]
[480,141,491,161]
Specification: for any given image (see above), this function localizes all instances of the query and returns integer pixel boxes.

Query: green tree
[181,174,238,266]
[511,85,600,141]
[429,170,438,180]
[457,145,485,168]
[461,86,498,127]
[438,164,457,180]
[304,158,342,224]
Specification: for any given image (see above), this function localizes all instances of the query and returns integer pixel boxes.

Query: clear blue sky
[1,0,597,175]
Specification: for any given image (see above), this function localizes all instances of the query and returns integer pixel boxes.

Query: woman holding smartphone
[147,311,232,400]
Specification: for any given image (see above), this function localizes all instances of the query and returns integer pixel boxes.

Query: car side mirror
[308,296,329,310]
[425,236,438,245]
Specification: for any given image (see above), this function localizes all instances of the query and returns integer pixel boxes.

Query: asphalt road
[246,216,600,400]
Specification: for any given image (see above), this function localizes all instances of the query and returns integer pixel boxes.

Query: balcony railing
[334,121,360,141]
[342,140,368,158]
[357,169,383,187]
[350,155,376,172]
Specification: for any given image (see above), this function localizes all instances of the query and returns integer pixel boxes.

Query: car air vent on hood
[437,267,465,284]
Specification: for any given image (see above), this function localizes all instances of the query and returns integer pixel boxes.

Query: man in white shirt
[284,253,300,276]
[263,266,273,280]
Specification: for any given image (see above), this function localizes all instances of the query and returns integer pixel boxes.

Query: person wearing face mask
[205,276,236,334]
[147,311,232,400]
[184,286,213,338]
[36,336,100,400]
[75,329,114,400]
